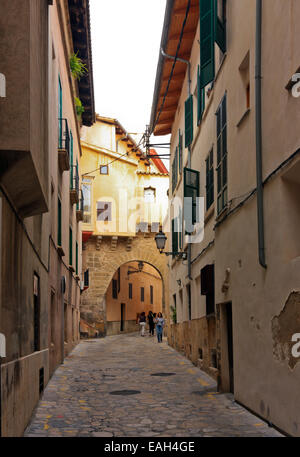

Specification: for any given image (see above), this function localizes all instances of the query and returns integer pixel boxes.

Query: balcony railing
[70,165,79,205]
[58,118,70,172]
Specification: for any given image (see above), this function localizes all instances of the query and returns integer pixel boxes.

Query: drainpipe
[160,48,192,280]
[255,0,267,268]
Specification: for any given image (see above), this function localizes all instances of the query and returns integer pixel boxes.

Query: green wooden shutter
[206,149,214,210]
[184,167,200,233]
[178,130,183,174]
[58,198,62,246]
[185,95,194,147]
[200,0,215,89]
[69,227,73,266]
[216,95,227,214]
[70,130,73,189]
[197,65,206,125]
[215,0,226,53]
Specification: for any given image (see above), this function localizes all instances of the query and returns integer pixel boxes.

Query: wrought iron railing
[70,165,79,193]
[58,118,70,155]
[77,190,84,212]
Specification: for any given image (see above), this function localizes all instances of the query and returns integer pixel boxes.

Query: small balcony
[70,165,79,205]
[76,190,84,222]
[58,118,70,172]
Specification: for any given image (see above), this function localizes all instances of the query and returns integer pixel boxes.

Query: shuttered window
[178,130,183,174]
[184,167,200,233]
[185,95,194,147]
[206,149,214,210]
[172,218,179,259]
[197,65,205,125]
[112,279,118,299]
[141,287,145,302]
[200,0,215,89]
[129,283,132,299]
[172,147,178,193]
[216,94,227,214]
[215,0,226,53]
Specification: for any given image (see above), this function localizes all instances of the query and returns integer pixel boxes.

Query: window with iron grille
[141,287,144,302]
[129,283,133,299]
[206,149,214,210]
[216,94,227,214]
[112,279,118,299]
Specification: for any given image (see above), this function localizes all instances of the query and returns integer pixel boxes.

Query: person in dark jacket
[148,311,155,336]
[139,311,146,336]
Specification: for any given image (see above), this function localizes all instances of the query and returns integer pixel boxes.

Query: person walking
[148,311,155,336]
[155,312,165,343]
[139,311,146,337]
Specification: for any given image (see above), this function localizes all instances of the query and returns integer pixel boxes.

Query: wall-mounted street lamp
[155,231,187,260]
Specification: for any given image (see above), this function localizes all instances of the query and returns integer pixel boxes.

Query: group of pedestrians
[138,311,165,343]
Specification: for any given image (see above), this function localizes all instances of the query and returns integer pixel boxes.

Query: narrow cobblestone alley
[24,334,283,438]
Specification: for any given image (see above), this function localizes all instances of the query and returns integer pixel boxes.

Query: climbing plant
[70,52,88,80]
[75,97,85,117]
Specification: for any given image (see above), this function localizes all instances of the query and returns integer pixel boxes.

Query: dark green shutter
[172,218,178,259]
[216,95,227,214]
[185,95,193,147]
[206,149,214,210]
[58,198,62,246]
[69,227,73,266]
[200,0,215,89]
[215,0,226,53]
[58,77,62,148]
[172,147,178,193]
[178,130,183,174]
[184,167,200,233]
[197,65,206,125]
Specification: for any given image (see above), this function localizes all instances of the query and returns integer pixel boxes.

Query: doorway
[225,302,234,393]
[120,303,125,332]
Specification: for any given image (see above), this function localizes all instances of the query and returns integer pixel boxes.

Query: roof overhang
[149,0,199,136]
[68,0,95,126]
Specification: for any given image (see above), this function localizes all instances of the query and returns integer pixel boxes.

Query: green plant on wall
[170,306,177,324]
[70,52,88,80]
[75,97,85,117]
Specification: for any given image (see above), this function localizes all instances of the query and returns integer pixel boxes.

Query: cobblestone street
[24,334,283,437]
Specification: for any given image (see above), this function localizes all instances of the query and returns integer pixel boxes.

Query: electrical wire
[151,0,191,134]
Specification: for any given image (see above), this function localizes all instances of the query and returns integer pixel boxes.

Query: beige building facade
[150,0,300,436]
[0,0,94,436]
[80,116,169,337]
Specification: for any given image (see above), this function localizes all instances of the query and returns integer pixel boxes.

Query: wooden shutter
[215,0,226,53]
[69,227,73,266]
[200,0,215,89]
[178,130,183,174]
[185,95,194,147]
[197,65,206,125]
[184,167,200,232]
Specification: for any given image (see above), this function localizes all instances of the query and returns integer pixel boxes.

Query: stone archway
[80,233,169,337]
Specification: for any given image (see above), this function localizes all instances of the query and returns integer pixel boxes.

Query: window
[184,167,200,232]
[112,279,118,299]
[150,285,153,305]
[57,197,62,246]
[64,303,68,342]
[82,178,92,224]
[69,227,73,266]
[97,201,112,222]
[33,274,40,352]
[50,291,55,345]
[185,94,193,147]
[216,94,227,214]
[178,130,183,174]
[172,148,178,193]
[197,65,205,125]
[144,187,155,203]
[201,264,215,315]
[129,283,133,299]
[100,165,108,175]
[206,149,214,210]
[58,76,62,148]
[118,267,121,293]
[70,130,73,189]
[172,217,179,259]
[199,0,226,90]
[141,287,144,302]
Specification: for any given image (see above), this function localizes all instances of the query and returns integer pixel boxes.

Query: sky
[90,0,170,161]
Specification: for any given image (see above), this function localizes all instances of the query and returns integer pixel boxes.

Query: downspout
[255,0,267,268]
[160,48,192,280]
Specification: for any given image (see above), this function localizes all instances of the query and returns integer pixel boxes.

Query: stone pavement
[24,333,282,437]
